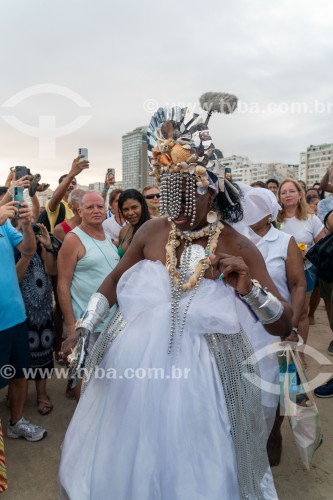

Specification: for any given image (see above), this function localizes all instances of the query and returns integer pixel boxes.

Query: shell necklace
[166,221,224,353]
[166,221,224,292]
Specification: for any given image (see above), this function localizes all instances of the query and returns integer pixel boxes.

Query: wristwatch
[291,327,299,334]
[45,246,55,253]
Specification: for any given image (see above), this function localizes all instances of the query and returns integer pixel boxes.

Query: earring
[268,217,272,224]
[207,210,218,224]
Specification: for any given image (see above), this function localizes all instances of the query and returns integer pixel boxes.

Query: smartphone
[49,234,62,254]
[13,186,25,207]
[31,223,42,236]
[78,148,88,162]
[107,168,115,182]
[225,167,232,181]
[15,166,31,180]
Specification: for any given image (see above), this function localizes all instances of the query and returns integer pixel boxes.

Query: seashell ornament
[170,144,191,164]
[207,210,218,224]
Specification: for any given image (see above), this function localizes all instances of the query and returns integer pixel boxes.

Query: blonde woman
[277,178,325,364]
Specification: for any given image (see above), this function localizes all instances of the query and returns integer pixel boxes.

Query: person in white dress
[240,187,306,466]
[59,106,292,500]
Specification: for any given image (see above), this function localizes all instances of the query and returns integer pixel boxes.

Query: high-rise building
[88,182,105,194]
[77,184,89,191]
[122,126,152,190]
[250,163,298,184]
[23,188,53,209]
[299,143,333,187]
[298,152,307,182]
[220,155,252,184]
[35,188,53,208]
[220,156,298,185]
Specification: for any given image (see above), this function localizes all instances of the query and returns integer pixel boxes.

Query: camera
[31,223,42,236]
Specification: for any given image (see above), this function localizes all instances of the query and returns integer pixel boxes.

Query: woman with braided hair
[59,106,292,500]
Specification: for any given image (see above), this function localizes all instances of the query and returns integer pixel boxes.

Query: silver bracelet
[238,279,284,324]
[76,292,110,333]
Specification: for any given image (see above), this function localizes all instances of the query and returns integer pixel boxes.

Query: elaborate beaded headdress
[147,94,240,225]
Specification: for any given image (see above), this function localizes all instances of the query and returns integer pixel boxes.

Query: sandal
[55,353,65,366]
[37,396,53,416]
[36,182,50,192]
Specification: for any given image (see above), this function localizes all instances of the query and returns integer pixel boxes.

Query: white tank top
[70,226,119,331]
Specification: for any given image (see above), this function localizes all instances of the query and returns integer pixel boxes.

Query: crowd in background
[0,156,333,489]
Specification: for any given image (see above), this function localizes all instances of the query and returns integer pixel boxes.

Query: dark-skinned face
[172,181,216,231]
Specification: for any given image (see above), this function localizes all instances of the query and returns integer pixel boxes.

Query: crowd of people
[1,105,333,498]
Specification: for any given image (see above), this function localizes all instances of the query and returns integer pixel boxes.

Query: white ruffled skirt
[59,260,278,500]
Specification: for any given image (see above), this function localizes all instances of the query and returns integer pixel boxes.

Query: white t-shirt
[102,215,126,243]
[280,214,324,269]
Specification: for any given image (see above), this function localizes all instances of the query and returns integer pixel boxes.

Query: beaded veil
[147,105,241,225]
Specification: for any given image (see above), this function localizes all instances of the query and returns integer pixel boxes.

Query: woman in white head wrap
[243,188,306,307]
[242,187,307,466]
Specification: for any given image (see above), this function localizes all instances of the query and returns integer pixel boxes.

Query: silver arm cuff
[238,280,284,324]
[76,292,110,333]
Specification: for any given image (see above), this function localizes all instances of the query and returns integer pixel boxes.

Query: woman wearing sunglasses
[142,185,160,217]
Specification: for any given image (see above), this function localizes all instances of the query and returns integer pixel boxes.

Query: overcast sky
[0,0,332,189]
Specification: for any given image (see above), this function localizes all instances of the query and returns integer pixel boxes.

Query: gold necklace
[166,221,224,291]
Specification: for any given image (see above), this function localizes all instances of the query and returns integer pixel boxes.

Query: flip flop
[29,174,41,197]
[36,183,50,192]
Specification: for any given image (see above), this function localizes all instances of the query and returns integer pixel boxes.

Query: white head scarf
[241,187,281,225]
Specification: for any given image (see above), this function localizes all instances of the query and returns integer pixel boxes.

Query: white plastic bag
[279,347,323,469]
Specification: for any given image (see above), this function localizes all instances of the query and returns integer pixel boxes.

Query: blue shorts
[0,321,31,389]
[305,266,316,294]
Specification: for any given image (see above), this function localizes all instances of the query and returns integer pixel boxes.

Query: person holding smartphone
[42,155,89,232]
[14,222,57,416]
[102,169,116,209]
[0,201,47,441]
[0,172,31,207]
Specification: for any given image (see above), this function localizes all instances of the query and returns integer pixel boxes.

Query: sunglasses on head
[145,193,160,200]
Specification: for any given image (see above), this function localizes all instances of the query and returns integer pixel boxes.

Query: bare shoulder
[59,232,82,254]
[218,223,257,256]
[135,216,169,238]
